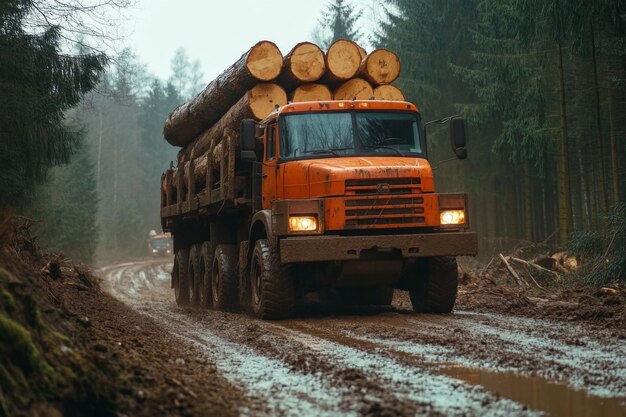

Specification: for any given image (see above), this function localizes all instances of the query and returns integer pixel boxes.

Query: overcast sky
[124,0,332,82]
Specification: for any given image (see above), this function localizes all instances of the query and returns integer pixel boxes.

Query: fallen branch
[510,256,560,280]
[499,253,529,287]
[167,377,198,399]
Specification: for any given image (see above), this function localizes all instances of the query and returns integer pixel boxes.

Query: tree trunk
[358,49,401,85]
[556,42,572,245]
[333,78,374,100]
[163,41,283,147]
[608,78,620,202]
[322,39,361,85]
[182,83,287,161]
[289,83,332,102]
[373,85,405,101]
[278,42,325,90]
[590,21,608,211]
[523,161,533,241]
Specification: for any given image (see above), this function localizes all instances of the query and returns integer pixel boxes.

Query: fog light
[289,216,318,232]
[440,210,465,225]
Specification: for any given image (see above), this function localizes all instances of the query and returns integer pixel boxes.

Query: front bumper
[279,231,478,263]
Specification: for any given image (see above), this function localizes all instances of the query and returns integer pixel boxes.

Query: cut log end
[374,85,405,101]
[246,41,284,81]
[360,49,401,85]
[333,78,374,100]
[248,83,288,119]
[325,39,361,81]
[287,42,325,83]
[290,83,333,102]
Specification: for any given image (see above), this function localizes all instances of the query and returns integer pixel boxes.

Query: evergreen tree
[0,0,107,208]
[318,0,363,47]
[29,134,99,263]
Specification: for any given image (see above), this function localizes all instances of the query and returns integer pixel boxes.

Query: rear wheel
[188,244,201,307]
[408,256,458,313]
[250,239,295,319]
[211,244,239,311]
[174,249,191,307]
[198,241,213,308]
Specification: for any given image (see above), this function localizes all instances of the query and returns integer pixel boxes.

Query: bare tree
[26,0,136,53]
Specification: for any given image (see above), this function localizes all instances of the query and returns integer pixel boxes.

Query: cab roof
[267,100,419,121]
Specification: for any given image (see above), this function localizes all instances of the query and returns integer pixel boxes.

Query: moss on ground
[0,263,117,416]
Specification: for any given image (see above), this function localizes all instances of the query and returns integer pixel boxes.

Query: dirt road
[98,259,626,417]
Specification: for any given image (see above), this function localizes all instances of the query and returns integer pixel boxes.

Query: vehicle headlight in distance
[152,249,158,253]
[289,216,318,232]
[440,210,465,225]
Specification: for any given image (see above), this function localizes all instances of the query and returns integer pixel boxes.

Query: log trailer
[160,99,477,319]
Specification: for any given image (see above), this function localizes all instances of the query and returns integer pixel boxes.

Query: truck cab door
[261,124,278,209]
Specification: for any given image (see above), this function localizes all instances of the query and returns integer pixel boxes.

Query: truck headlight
[440,210,465,225]
[289,216,318,232]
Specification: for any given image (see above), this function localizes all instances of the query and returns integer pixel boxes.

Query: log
[333,78,374,100]
[163,41,283,147]
[358,48,401,85]
[373,85,405,101]
[289,83,332,102]
[322,39,362,85]
[278,42,325,90]
[357,44,367,61]
[183,83,287,161]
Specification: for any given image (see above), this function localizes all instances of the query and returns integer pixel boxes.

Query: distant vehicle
[148,233,172,257]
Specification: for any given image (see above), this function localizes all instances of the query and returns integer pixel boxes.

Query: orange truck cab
[162,99,477,319]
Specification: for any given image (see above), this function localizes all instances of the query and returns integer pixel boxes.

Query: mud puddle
[441,365,626,417]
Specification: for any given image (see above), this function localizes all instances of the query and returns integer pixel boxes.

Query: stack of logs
[162,39,403,203]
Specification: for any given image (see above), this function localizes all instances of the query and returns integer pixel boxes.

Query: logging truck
[160,99,478,319]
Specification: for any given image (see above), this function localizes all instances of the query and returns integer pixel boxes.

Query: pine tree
[0,0,107,208]
[318,0,363,47]
[29,135,99,263]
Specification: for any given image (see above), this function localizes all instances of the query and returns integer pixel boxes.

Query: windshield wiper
[364,145,406,157]
[303,147,354,156]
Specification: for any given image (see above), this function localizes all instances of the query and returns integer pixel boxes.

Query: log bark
[322,39,362,85]
[289,83,332,102]
[373,85,405,101]
[182,83,287,161]
[333,78,374,100]
[278,42,325,90]
[358,49,401,85]
[163,41,283,147]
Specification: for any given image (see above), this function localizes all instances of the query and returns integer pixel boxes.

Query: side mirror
[240,119,256,151]
[450,117,467,159]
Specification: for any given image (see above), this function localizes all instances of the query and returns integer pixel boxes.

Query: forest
[1,0,625,285]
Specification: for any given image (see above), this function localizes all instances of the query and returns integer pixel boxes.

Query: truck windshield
[280,111,423,159]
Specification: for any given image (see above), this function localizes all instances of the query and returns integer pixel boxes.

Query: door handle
[262,173,268,178]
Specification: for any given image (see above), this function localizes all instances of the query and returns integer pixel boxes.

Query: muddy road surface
[99,259,626,417]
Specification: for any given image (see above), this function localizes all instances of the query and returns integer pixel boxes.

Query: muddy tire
[188,244,201,307]
[174,249,191,307]
[409,256,458,313]
[198,241,213,308]
[250,239,294,320]
[211,244,239,312]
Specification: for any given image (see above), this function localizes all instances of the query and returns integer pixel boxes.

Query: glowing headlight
[152,249,158,253]
[440,210,465,225]
[289,216,318,232]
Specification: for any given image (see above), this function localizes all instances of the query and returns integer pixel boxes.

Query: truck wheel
[174,249,191,307]
[250,239,294,319]
[211,244,239,312]
[198,241,213,308]
[409,257,458,313]
[188,245,201,307]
